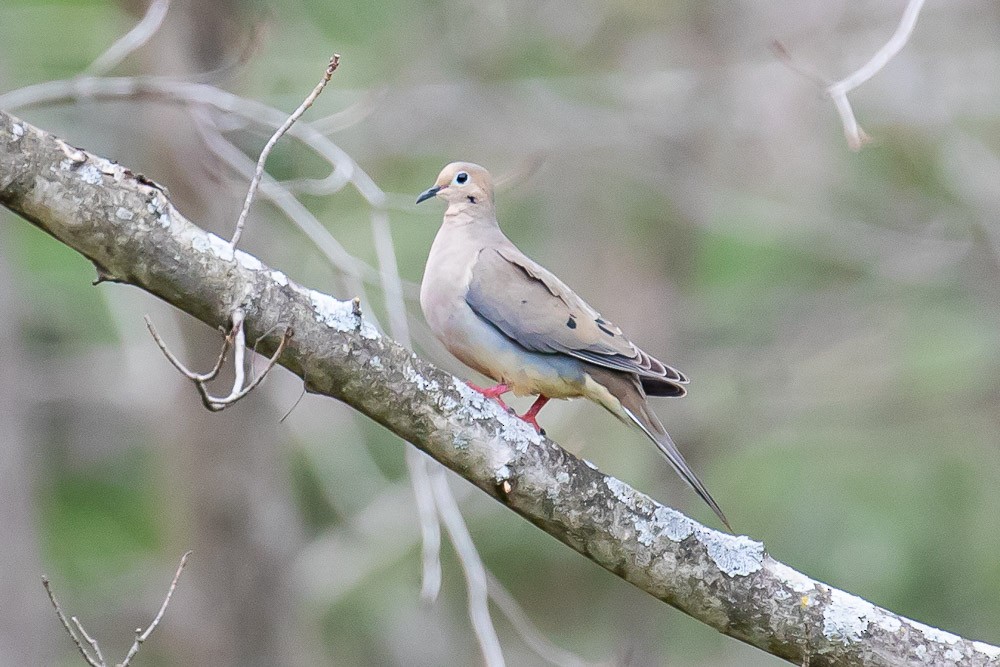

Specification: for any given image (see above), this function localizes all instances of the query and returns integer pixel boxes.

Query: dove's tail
[585,368,732,532]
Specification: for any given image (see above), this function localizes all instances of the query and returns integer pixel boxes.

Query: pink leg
[466,382,511,411]
[519,395,550,433]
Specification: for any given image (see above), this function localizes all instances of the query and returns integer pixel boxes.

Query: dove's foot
[519,395,550,434]
[466,382,511,411]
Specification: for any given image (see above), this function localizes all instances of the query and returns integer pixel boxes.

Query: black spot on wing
[597,323,615,337]
[566,315,577,329]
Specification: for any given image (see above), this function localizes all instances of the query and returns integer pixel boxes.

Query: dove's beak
[416,185,442,204]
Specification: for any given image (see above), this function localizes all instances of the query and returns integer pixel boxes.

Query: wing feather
[465,247,687,389]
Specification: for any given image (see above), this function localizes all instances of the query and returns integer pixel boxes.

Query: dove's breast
[420,222,586,399]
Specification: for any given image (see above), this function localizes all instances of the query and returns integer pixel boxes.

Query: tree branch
[2,109,998,666]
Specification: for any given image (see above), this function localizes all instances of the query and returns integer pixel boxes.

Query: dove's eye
[454,171,469,185]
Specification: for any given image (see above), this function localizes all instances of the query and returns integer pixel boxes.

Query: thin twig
[85,0,171,76]
[72,617,106,667]
[230,310,247,397]
[430,470,505,667]
[493,153,546,192]
[230,54,340,250]
[769,40,830,89]
[42,576,101,667]
[118,550,193,667]
[370,207,408,350]
[826,0,927,97]
[145,314,230,383]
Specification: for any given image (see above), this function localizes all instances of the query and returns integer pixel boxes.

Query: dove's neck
[425,210,509,289]
[443,199,497,224]
[436,208,508,251]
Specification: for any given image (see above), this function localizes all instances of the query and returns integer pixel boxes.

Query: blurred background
[2,0,1000,664]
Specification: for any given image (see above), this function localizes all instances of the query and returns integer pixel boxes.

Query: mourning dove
[417,162,730,530]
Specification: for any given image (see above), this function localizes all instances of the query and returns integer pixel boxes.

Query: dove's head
[416,162,495,214]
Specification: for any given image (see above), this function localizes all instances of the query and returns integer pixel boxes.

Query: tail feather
[586,367,731,532]
[622,404,732,532]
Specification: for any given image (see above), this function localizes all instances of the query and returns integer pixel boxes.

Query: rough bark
[1,108,997,666]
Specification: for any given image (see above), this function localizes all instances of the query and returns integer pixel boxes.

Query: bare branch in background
[41,552,192,667]
[188,107,384,330]
[365,140,514,654]
[774,0,927,150]
[230,54,340,250]
[85,0,171,76]
[485,572,591,667]
[826,0,926,150]
[430,469,505,666]
[308,86,385,138]
[407,448,444,601]
[493,152,547,192]
[0,76,416,293]
[365,150,496,646]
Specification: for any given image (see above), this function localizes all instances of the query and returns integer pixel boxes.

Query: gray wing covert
[465,247,687,386]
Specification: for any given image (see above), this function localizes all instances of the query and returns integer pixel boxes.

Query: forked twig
[145,311,291,411]
[774,0,927,150]
[42,551,192,666]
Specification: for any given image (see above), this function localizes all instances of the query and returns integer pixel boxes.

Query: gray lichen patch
[145,199,171,228]
[767,560,815,596]
[190,230,234,260]
[602,476,764,577]
[78,163,103,185]
[308,290,379,340]
[235,249,264,272]
[654,506,696,541]
[822,589,878,643]
[403,359,440,392]
[700,532,764,577]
